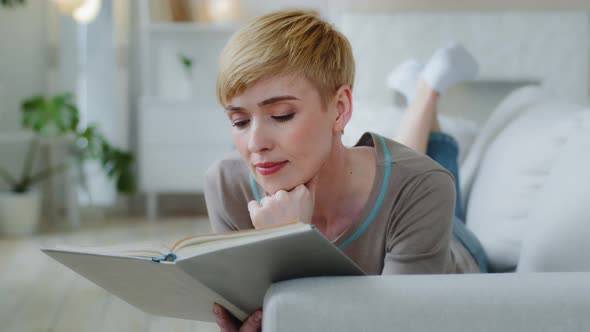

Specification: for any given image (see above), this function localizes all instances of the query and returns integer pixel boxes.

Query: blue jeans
[426,132,489,273]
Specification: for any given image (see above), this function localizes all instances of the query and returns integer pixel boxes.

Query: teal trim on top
[249,173,262,202]
[338,134,391,250]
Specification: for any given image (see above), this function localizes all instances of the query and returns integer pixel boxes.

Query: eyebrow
[224,95,299,111]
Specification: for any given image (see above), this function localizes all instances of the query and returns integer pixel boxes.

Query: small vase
[178,70,194,100]
[0,189,41,236]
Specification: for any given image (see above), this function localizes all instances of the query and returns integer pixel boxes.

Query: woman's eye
[232,120,250,128]
[272,114,295,122]
[232,114,293,128]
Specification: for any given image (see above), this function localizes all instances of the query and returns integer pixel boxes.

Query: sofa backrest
[460,86,589,272]
[517,111,590,272]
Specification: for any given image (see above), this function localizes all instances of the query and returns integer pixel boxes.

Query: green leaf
[21,93,79,137]
[14,92,136,194]
[1,0,25,7]
[76,125,105,159]
[102,146,135,193]
[178,54,193,71]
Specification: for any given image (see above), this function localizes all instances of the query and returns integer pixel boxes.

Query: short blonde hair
[216,9,355,106]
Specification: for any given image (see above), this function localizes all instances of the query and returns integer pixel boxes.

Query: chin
[254,165,314,195]
[259,177,301,195]
[262,182,294,195]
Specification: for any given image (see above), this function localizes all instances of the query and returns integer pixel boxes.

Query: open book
[41,222,365,322]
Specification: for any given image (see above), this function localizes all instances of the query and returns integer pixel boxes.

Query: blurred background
[1,0,589,331]
[1,0,590,230]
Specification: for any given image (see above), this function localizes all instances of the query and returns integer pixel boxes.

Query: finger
[213,303,240,332]
[247,201,260,226]
[305,174,320,202]
[273,189,288,202]
[239,310,263,332]
[292,183,306,195]
[260,196,271,207]
[305,173,320,205]
[247,200,260,214]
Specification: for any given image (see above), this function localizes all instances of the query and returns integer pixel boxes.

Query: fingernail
[213,304,220,314]
[254,311,262,322]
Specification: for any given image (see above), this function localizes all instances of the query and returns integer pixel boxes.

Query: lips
[255,161,288,176]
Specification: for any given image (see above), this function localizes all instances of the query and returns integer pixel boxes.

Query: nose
[248,119,273,153]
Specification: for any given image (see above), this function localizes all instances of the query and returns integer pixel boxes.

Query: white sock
[386,59,424,104]
[421,42,479,95]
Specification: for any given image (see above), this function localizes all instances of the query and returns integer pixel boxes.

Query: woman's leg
[393,80,440,154]
[394,79,488,273]
[392,43,479,219]
[393,80,463,219]
[393,42,479,154]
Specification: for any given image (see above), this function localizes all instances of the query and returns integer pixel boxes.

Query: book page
[173,222,312,259]
[47,222,310,261]
[50,240,171,259]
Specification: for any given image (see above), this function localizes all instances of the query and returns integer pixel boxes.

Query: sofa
[261,86,590,331]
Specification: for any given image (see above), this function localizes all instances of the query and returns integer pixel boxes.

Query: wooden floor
[0,217,220,332]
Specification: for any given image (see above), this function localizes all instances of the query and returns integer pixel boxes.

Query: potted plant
[0,0,25,7]
[0,93,134,236]
[174,53,196,99]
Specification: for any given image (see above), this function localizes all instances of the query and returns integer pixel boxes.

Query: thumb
[304,174,320,201]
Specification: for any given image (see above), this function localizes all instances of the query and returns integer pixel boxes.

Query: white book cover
[41,223,365,322]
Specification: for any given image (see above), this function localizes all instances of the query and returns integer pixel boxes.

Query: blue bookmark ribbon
[151,253,177,263]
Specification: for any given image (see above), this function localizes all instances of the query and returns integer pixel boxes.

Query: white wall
[328,0,590,12]
[341,12,590,106]
[0,2,49,131]
[0,2,51,191]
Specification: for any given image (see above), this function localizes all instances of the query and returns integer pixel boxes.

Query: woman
[204,10,488,331]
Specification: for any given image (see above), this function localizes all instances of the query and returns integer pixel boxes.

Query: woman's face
[224,74,337,195]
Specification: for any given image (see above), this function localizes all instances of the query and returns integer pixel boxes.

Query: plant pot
[0,189,41,236]
[175,71,194,100]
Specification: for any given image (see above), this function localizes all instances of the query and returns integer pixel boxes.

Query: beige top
[204,132,479,275]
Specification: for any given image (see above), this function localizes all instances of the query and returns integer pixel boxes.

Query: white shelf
[470,77,541,84]
[145,22,240,34]
[139,96,222,110]
[137,2,238,217]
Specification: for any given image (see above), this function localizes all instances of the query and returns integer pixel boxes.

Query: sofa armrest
[263,272,590,332]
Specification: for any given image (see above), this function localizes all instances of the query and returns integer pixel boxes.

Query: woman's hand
[213,303,262,332]
[248,175,319,228]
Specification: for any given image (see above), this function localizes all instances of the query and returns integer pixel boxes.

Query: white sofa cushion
[344,102,478,164]
[465,90,589,272]
[517,111,590,272]
[459,86,551,211]
[264,273,590,332]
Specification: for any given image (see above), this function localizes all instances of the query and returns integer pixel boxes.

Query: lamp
[52,0,102,24]
[206,0,239,24]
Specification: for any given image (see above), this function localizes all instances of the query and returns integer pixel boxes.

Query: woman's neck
[311,137,376,239]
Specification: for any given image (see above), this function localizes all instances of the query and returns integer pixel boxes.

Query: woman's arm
[204,161,240,233]
[382,170,456,274]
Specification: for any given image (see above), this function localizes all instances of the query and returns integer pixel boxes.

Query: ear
[331,85,353,134]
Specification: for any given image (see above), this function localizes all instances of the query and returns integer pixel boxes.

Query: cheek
[289,117,332,164]
[231,131,250,160]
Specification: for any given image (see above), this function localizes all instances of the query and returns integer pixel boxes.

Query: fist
[248,175,319,228]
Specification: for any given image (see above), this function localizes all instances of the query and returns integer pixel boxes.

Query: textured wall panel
[338,12,589,105]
